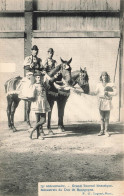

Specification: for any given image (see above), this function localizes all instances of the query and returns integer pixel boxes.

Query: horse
[4,58,89,133]
[47,66,90,132]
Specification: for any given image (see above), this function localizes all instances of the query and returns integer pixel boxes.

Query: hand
[54,83,61,90]
[30,63,34,68]
[104,91,108,96]
[54,72,61,79]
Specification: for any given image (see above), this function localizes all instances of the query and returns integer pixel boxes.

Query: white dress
[31,83,51,113]
[18,77,35,100]
[95,82,117,111]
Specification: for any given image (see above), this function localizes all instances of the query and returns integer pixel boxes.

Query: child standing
[30,71,51,140]
[94,72,117,137]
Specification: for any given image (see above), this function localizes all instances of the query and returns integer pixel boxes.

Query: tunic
[31,82,51,113]
[95,82,117,111]
[23,55,43,73]
[44,58,57,74]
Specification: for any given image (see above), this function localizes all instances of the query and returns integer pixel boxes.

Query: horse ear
[80,67,83,72]
[60,57,64,63]
[84,67,87,71]
[68,58,72,65]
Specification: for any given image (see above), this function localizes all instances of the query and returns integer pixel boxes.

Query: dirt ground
[0,121,124,196]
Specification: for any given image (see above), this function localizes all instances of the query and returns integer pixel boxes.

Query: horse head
[77,67,89,94]
[60,57,72,84]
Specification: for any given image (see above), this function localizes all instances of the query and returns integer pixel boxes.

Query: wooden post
[24,0,33,62]
[120,0,124,122]
[24,0,33,121]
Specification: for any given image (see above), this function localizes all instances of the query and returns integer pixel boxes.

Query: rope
[113,39,121,83]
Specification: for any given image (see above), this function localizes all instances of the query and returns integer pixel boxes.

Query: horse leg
[25,101,32,128]
[47,97,54,134]
[7,95,13,129]
[57,96,67,132]
[11,98,20,132]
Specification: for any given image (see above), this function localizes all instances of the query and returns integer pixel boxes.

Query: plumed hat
[26,72,33,76]
[101,71,108,76]
[31,45,39,51]
[48,48,54,54]
[34,71,41,76]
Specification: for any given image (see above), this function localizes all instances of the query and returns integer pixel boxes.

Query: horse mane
[71,70,80,79]
[48,64,61,77]
[4,76,22,94]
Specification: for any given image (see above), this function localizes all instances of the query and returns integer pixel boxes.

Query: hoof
[58,126,65,132]
[30,130,34,139]
[12,126,17,132]
[27,122,32,128]
[30,134,33,139]
[105,131,110,137]
[98,130,104,136]
[48,129,54,135]
[8,125,12,130]
[28,124,32,129]
[38,136,44,140]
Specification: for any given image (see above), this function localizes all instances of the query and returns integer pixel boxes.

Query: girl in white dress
[94,72,117,136]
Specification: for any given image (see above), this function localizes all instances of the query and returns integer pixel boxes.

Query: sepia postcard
[0,0,124,196]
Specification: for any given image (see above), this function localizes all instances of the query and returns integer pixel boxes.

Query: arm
[89,85,99,96]
[105,84,117,97]
[23,56,33,67]
[54,60,57,67]
[23,56,35,71]
[43,59,48,72]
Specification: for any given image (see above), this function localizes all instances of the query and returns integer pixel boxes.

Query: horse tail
[4,76,22,95]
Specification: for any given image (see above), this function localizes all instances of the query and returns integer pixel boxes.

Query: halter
[77,72,89,86]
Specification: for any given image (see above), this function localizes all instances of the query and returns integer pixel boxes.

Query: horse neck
[70,71,80,86]
[61,68,72,84]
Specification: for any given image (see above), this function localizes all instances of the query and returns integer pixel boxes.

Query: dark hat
[48,48,54,53]
[26,72,33,76]
[31,45,39,51]
[34,71,41,76]
[101,71,108,76]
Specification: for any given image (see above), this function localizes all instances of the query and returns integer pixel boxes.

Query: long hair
[100,72,110,83]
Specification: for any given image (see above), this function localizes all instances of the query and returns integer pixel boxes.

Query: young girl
[30,71,51,140]
[94,71,117,137]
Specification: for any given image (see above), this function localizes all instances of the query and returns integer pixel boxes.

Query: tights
[30,113,46,138]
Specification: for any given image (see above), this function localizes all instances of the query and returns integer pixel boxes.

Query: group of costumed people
[18,45,117,139]
[18,45,60,140]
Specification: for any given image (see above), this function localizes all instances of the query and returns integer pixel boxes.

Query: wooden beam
[119,0,124,122]
[24,0,33,121]
[0,31,25,38]
[0,11,24,15]
[33,10,120,17]
[24,0,33,60]
[33,31,120,38]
